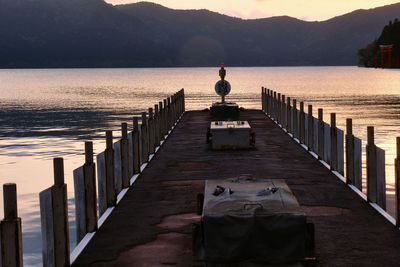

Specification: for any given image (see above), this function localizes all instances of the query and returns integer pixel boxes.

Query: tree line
[358,19,400,67]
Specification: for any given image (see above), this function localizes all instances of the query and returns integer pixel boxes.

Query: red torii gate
[379,44,393,68]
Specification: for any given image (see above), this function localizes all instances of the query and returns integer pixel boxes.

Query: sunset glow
[105,0,400,21]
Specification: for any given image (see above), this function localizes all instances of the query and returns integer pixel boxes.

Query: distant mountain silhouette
[1,0,400,67]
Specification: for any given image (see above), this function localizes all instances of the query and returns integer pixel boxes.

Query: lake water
[1,66,400,265]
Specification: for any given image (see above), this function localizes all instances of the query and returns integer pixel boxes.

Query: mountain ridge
[0,0,399,67]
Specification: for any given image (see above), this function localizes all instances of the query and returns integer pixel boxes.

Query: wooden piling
[154,104,160,147]
[367,126,377,204]
[330,113,338,170]
[277,93,281,123]
[270,90,273,117]
[97,131,116,216]
[308,105,313,151]
[171,95,176,123]
[159,101,164,140]
[105,132,116,206]
[273,91,277,119]
[132,117,141,174]
[40,158,70,267]
[167,97,172,129]
[181,89,185,113]
[395,137,400,226]
[172,95,177,124]
[345,119,354,184]
[148,108,155,154]
[367,129,387,210]
[163,99,168,135]
[141,112,149,163]
[269,89,272,115]
[300,102,305,144]
[74,142,98,243]
[121,123,130,188]
[346,118,354,184]
[286,97,291,132]
[261,87,265,112]
[282,95,286,128]
[293,99,298,138]
[1,183,22,267]
[318,109,324,159]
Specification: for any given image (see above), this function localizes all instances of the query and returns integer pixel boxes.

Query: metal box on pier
[196,178,307,264]
[209,121,253,149]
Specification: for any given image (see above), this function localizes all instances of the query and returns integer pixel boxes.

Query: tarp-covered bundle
[196,178,306,264]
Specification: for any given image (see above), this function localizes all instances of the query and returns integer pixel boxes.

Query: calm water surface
[0,66,400,265]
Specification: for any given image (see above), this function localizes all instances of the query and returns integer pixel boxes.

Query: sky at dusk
[104,0,400,21]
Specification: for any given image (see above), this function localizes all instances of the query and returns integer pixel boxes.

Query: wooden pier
[2,88,400,266]
[71,110,400,266]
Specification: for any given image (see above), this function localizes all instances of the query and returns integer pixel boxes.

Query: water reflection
[0,67,399,265]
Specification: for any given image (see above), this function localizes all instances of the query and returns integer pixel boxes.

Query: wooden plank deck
[72,110,400,266]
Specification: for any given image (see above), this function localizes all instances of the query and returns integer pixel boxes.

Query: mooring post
[1,183,23,267]
[267,89,270,115]
[293,99,298,138]
[318,109,324,160]
[141,112,149,163]
[133,117,141,173]
[96,131,116,216]
[345,119,354,184]
[40,158,70,267]
[367,126,377,203]
[148,108,155,154]
[73,141,98,243]
[300,102,305,143]
[286,97,291,132]
[154,104,160,147]
[121,123,130,188]
[308,105,313,151]
[395,137,400,226]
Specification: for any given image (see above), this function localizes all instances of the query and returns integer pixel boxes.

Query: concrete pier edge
[264,111,398,228]
[70,113,185,264]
